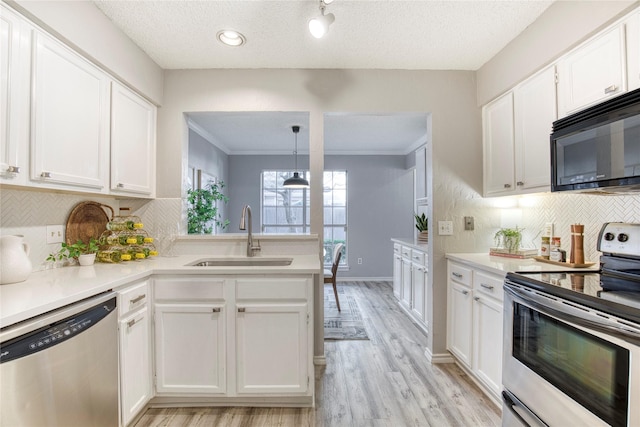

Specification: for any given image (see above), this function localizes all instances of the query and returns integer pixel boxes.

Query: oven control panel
[598,222,640,256]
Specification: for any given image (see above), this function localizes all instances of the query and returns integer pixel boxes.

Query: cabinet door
[110,82,156,196]
[483,92,515,196]
[401,257,412,308]
[31,31,110,190]
[557,25,625,117]
[627,10,640,92]
[472,294,503,399]
[514,66,556,192]
[448,281,473,367]
[236,303,309,394]
[120,307,152,427]
[393,254,402,300]
[155,303,226,394]
[0,4,29,184]
[411,262,426,322]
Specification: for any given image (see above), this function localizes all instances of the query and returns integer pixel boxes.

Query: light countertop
[0,254,321,329]
[391,238,428,251]
[445,252,599,277]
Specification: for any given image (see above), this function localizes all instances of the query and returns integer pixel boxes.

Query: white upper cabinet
[483,92,515,196]
[626,10,640,92]
[513,66,557,192]
[0,4,30,185]
[557,25,626,118]
[30,31,110,191]
[110,82,156,197]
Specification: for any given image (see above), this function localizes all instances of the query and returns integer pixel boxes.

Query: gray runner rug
[324,285,369,340]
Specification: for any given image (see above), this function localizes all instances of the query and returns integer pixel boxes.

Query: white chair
[324,243,344,311]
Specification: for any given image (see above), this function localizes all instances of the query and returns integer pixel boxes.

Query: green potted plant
[415,213,429,242]
[494,227,523,254]
[187,180,230,234]
[47,238,100,267]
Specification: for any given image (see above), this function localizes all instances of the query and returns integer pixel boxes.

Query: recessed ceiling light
[216,30,246,47]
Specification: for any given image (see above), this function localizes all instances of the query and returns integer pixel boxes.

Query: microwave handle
[504,282,640,345]
[502,390,549,427]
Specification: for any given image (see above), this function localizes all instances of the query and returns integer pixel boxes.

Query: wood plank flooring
[135,281,502,427]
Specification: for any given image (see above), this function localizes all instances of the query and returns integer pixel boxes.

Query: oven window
[513,302,629,427]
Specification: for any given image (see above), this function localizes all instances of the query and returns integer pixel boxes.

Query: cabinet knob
[238,307,246,313]
[516,181,524,186]
[40,171,51,178]
[503,183,512,189]
[212,308,221,313]
[462,290,469,295]
[452,272,463,279]
[474,297,480,301]
[604,84,618,94]
[7,165,20,174]
[117,183,125,188]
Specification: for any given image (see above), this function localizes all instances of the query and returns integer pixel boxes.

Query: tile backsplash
[1,187,638,272]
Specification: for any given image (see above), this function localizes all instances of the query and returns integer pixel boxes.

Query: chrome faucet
[239,204,261,257]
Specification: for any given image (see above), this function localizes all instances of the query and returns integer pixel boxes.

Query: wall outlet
[46,225,64,244]
[464,216,474,231]
[357,258,363,265]
[438,220,454,236]
[544,222,554,237]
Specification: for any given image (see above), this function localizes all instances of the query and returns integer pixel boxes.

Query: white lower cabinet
[391,242,429,334]
[447,261,504,405]
[117,280,152,427]
[153,275,313,401]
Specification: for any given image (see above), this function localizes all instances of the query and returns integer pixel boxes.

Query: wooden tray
[533,256,596,269]
[65,201,114,245]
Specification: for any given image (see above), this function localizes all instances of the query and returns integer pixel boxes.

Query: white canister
[0,235,32,284]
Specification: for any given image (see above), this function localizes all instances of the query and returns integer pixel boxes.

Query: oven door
[503,281,640,427]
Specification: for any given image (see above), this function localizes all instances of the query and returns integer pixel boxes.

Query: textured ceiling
[93,0,554,154]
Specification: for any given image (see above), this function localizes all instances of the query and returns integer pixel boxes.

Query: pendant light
[283,125,309,188]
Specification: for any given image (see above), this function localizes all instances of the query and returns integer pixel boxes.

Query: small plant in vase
[415,213,429,242]
[494,227,523,254]
[47,238,100,267]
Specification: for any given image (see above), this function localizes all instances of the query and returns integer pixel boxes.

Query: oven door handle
[502,390,549,427]
[505,282,640,346]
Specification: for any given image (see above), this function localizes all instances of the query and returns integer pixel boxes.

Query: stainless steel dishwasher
[0,291,118,426]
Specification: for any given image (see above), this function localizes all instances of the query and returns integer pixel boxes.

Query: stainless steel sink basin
[186,257,293,267]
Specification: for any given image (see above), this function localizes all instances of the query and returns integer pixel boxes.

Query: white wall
[8,0,164,104]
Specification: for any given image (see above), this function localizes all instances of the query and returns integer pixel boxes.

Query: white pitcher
[0,235,32,285]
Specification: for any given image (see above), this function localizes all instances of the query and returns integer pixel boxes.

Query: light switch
[438,221,453,236]
[464,216,474,231]
[46,225,64,244]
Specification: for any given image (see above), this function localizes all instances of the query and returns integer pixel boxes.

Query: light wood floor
[135,281,502,427]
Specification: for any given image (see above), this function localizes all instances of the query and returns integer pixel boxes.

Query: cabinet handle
[516,181,524,186]
[130,294,146,304]
[462,290,469,295]
[480,283,494,290]
[40,171,51,178]
[604,84,618,94]
[127,316,142,328]
[7,165,20,174]
[117,183,125,188]
[238,307,246,313]
[503,183,512,189]
[212,308,221,313]
[474,297,480,301]
[452,272,463,279]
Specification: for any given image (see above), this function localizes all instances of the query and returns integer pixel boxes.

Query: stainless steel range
[502,223,640,427]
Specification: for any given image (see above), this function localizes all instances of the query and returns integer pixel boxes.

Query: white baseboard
[427,350,455,364]
[335,277,393,282]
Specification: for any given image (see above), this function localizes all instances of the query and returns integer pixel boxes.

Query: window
[261,170,347,267]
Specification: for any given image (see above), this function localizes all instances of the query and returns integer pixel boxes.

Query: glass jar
[540,236,550,259]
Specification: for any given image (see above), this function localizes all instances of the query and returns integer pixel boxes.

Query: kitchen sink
[186,257,293,267]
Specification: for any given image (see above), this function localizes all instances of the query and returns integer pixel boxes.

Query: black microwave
[551,88,640,193]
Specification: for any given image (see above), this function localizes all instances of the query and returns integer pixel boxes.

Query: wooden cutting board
[65,201,114,245]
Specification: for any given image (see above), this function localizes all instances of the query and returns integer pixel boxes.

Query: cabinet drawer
[236,278,309,300]
[118,280,150,317]
[154,278,225,301]
[411,250,425,265]
[473,271,504,302]
[401,246,412,258]
[449,263,472,286]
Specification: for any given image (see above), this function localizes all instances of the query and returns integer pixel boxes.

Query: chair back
[331,243,344,275]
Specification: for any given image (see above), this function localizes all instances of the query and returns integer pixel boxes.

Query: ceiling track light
[283,125,309,189]
[309,0,335,39]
